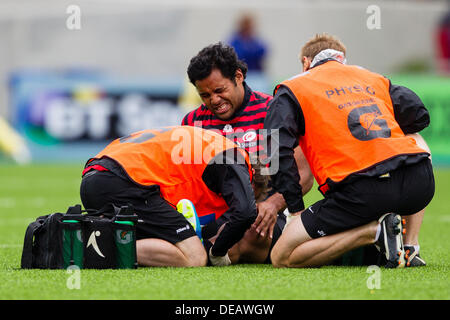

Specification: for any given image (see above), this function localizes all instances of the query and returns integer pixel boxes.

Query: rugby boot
[375,213,406,268]
[404,245,426,267]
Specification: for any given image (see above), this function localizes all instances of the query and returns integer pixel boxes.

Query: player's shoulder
[248,90,273,111]
[182,104,213,125]
[252,90,273,101]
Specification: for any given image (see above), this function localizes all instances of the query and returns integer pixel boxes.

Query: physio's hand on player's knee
[253,200,279,238]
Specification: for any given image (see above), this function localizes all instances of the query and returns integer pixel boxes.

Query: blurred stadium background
[0,0,449,302]
[0,0,448,164]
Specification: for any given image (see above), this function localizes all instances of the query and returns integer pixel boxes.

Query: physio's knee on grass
[177,236,208,267]
[270,243,289,268]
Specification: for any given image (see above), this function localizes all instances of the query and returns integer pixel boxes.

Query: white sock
[374,224,381,242]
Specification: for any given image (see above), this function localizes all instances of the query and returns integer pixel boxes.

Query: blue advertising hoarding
[9,70,188,163]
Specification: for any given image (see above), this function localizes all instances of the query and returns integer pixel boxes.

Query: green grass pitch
[0,164,449,300]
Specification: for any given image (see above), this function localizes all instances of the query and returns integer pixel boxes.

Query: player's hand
[252,194,285,238]
[209,247,232,266]
[252,201,277,239]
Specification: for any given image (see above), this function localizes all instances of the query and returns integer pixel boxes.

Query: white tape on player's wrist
[209,247,231,266]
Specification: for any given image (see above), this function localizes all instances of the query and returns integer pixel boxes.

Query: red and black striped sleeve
[181,109,196,126]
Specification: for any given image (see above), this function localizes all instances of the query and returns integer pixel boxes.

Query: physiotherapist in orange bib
[265,33,434,269]
[80,126,267,267]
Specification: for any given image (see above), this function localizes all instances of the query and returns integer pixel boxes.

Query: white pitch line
[0,244,22,248]
[0,198,16,208]
[0,218,36,226]
[438,215,450,223]
[0,197,47,209]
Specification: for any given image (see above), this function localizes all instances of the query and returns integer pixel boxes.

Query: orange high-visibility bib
[89,126,252,220]
[278,61,428,194]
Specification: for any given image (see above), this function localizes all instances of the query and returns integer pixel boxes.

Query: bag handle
[21,219,45,268]
[64,204,118,219]
[83,203,120,218]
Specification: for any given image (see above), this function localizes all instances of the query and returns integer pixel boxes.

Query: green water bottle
[62,205,84,269]
[114,205,138,269]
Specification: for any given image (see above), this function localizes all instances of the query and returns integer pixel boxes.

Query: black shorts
[264,212,286,264]
[302,158,435,239]
[80,170,197,244]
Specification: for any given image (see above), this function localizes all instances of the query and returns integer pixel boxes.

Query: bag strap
[84,203,120,218]
[64,203,138,221]
[64,204,117,220]
[21,219,45,269]
[66,204,97,216]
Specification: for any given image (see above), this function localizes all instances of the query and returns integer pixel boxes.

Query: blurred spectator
[436,9,450,74]
[228,14,270,93]
[228,14,268,73]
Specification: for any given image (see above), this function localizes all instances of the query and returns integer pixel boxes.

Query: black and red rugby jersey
[181,83,272,154]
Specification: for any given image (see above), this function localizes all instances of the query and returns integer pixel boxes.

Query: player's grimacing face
[194,68,245,120]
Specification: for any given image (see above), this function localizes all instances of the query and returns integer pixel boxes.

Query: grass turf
[0,164,449,300]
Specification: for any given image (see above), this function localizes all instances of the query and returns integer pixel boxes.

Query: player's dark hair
[187,42,248,85]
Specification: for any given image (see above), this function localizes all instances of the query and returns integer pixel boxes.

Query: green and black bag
[21,204,139,269]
